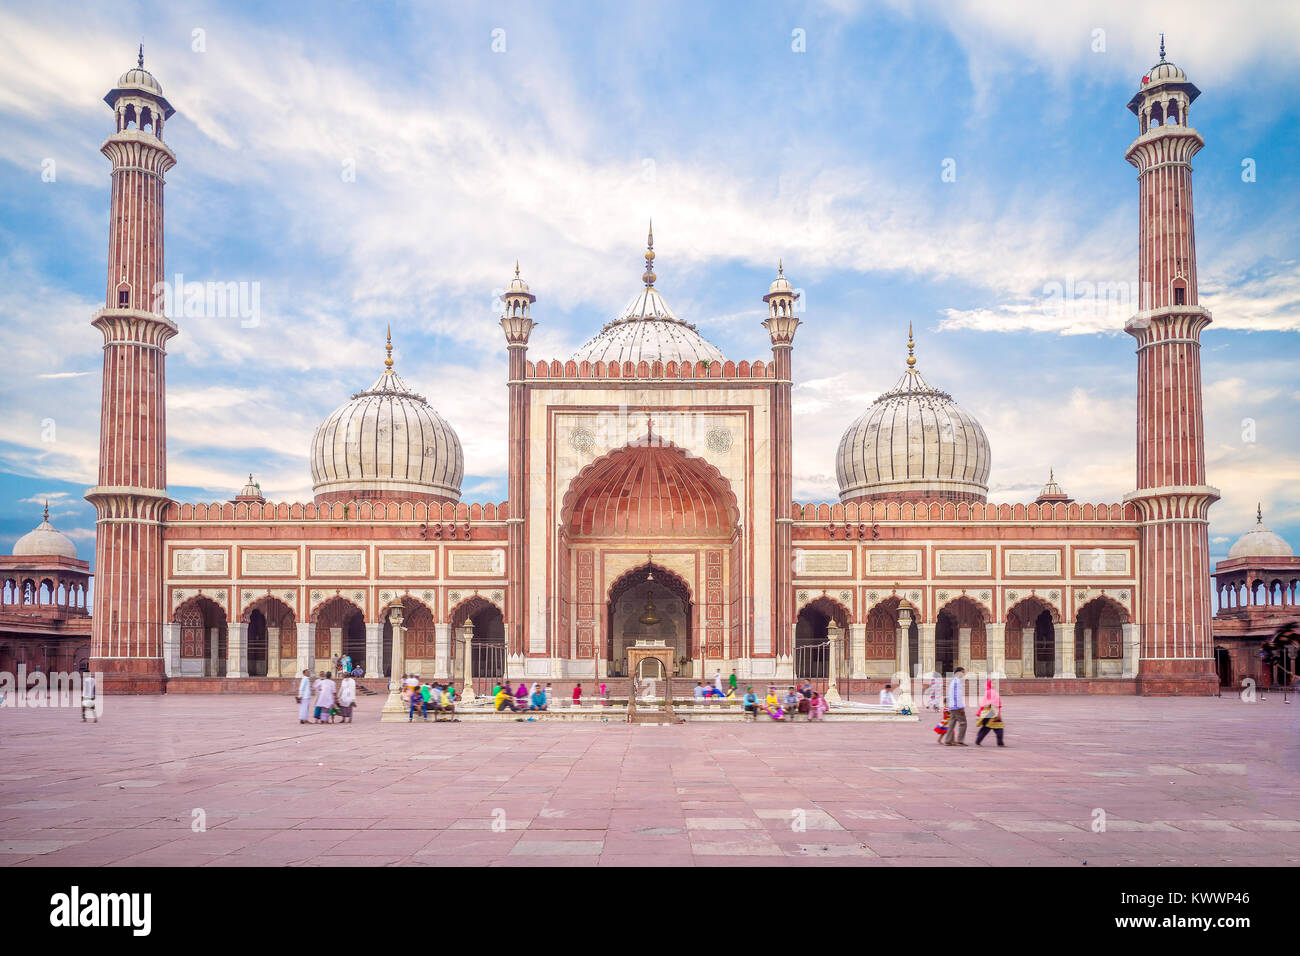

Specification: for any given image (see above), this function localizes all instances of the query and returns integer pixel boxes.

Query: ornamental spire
[1159,33,1166,62]
[906,322,917,370]
[384,325,393,372]
[642,220,656,288]
[138,43,144,69]
[1257,502,1263,525]
[43,500,49,522]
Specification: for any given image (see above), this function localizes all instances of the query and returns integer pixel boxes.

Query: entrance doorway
[247,609,269,676]
[606,563,692,678]
[935,612,957,676]
[1033,611,1055,677]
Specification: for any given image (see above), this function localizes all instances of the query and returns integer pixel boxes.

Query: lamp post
[380,603,406,719]
[897,599,915,704]
[825,621,844,702]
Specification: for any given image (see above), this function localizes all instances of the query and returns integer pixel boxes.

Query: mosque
[74,46,1289,696]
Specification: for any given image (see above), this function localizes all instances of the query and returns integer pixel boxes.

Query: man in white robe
[315,673,337,723]
[338,673,357,723]
[297,669,313,723]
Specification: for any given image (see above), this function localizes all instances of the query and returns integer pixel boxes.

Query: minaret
[1123,40,1219,695]
[500,262,536,674]
[762,261,800,671]
[85,49,178,693]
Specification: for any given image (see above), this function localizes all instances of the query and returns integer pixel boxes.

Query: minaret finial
[138,43,145,69]
[906,322,916,369]
[43,500,49,522]
[514,260,520,278]
[1257,502,1263,525]
[642,219,656,288]
[1159,33,1165,61]
[384,325,393,371]
[778,258,784,276]
[1049,467,1055,482]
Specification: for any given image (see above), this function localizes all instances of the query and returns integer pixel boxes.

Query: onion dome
[1227,505,1293,559]
[310,329,463,505]
[234,474,265,503]
[767,260,794,297]
[13,503,78,559]
[572,224,726,366]
[1129,36,1200,115]
[836,325,991,503]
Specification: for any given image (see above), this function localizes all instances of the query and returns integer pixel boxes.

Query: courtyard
[0,694,1296,867]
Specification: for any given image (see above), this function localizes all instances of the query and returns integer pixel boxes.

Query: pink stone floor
[0,693,1296,867]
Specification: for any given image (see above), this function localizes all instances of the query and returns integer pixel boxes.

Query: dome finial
[138,43,145,69]
[1159,33,1166,62]
[1049,467,1055,482]
[778,258,784,277]
[43,500,49,522]
[1257,502,1263,525]
[514,260,520,278]
[906,322,916,369]
[642,219,657,288]
[384,325,393,372]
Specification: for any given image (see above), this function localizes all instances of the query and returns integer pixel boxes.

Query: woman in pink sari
[974,679,1005,746]
[809,691,829,720]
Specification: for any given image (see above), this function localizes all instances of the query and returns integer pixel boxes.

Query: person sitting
[529,687,548,711]
[809,690,829,721]
[879,683,897,708]
[761,688,783,719]
[782,687,800,715]
[409,682,429,721]
[495,685,521,712]
[515,682,529,709]
[742,688,759,718]
[439,685,456,720]
[693,681,707,701]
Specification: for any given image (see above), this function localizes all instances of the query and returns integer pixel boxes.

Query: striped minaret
[86,49,178,693]
[1123,40,1219,695]
[763,262,800,672]
[500,262,536,675]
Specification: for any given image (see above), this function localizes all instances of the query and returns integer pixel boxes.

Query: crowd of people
[296,667,357,724]
[739,681,829,721]
[491,681,614,712]
[398,675,460,721]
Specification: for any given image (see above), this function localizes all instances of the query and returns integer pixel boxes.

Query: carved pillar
[381,605,407,718]
[1054,622,1075,678]
[957,626,971,671]
[850,622,867,678]
[364,622,382,678]
[434,622,451,679]
[227,622,248,678]
[825,622,843,702]
[460,621,475,696]
[266,628,281,678]
[1122,622,1138,679]
[986,622,1006,675]
[918,622,936,677]
[162,623,179,678]
[296,622,312,676]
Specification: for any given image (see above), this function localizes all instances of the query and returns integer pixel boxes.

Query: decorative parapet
[524,358,772,381]
[164,499,509,523]
[790,499,1138,525]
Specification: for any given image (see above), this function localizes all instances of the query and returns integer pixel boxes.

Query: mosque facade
[85,48,1235,696]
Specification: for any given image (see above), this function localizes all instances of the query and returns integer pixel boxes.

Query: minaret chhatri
[1123,39,1220,695]
[762,260,800,672]
[86,48,178,693]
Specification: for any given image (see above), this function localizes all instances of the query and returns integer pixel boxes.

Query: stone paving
[0,693,1296,867]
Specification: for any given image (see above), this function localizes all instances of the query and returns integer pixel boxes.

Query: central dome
[836,328,991,503]
[310,332,463,505]
[13,505,78,559]
[572,226,726,366]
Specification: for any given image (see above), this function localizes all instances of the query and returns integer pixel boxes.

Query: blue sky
[0,0,1297,571]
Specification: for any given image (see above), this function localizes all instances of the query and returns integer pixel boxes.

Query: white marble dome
[1227,508,1293,559]
[117,66,163,95]
[836,342,990,503]
[14,508,78,559]
[310,343,463,504]
[572,285,726,366]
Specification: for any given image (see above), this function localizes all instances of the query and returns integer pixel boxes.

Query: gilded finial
[1159,33,1165,61]
[138,43,144,69]
[1257,502,1263,525]
[778,258,784,276]
[514,260,520,278]
[384,325,393,371]
[43,500,49,522]
[906,323,916,369]
[1049,467,1055,482]
[642,219,656,287]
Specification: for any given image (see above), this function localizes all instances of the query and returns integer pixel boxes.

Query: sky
[0,0,1297,572]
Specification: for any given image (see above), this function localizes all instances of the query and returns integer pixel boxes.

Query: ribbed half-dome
[310,345,463,505]
[13,509,78,559]
[836,338,990,503]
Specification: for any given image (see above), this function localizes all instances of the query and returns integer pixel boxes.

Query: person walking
[572,683,583,707]
[942,667,968,746]
[80,672,97,723]
[728,671,737,696]
[923,673,942,711]
[297,669,313,724]
[315,670,337,724]
[712,669,723,693]
[338,670,357,723]
[974,678,1005,747]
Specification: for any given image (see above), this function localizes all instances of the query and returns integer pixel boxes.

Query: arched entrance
[247,609,269,677]
[796,597,849,679]
[561,434,740,676]
[1033,611,1055,677]
[314,597,364,675]
[935,612,957,676]
[1074,596,1128,678]
[451,596,505,688]
[606,563,692,678]
[174,596,228,677]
